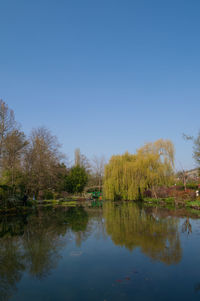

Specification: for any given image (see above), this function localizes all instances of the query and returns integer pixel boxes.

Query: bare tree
[0,100,16,141]
[92,155,106,190]
[75,148,81,166]
[0,100,17,171]
[3,130,28,190]
[24,127,65,198]
[183,131,200,167]
[176,170,187,191]
[193,131,200,167]
[74,148,91,173]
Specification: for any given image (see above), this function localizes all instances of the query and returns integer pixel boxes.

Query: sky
[0,0,200,170]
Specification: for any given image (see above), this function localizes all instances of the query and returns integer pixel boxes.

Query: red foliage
[169,188,196,201]
[144,186,196,201]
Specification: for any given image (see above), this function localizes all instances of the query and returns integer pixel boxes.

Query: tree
[74,148,91,173]
[91,155,106,190]
[53,163,68,194]
[176,169,187,191]
[65,166,88,194]
[0,100,17,172]
[1,130,28,194]
[136,139,174,198]
[103,139,174,200]
[183,131,200,168]
[193,131,200,166]
[0,101,28,204]
[0,100,16,142]
[23,127,64,198]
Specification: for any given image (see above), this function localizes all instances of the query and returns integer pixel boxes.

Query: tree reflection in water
[0,237,25,301]
[0,202,184,300]
[103,201,182,265]
[0,206,89,300]
[182,217,192,235]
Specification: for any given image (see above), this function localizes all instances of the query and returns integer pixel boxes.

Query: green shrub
[65,166,88,194]
[43,190,54,200]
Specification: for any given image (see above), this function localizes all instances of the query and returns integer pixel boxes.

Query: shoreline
[1,197,200,215]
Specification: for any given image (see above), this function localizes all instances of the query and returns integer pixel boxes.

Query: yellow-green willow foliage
[103,201,181,265]
[103,139,174,200]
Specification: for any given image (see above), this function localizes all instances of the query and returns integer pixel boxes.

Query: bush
[65,166,88,194]
[169,189,196,202]
[43,190,54,200]
[186,183,198,190]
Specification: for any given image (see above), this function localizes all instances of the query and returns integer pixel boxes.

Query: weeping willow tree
[103,139,174,200]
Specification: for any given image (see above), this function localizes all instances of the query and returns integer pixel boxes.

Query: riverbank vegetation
[0,99,199,211]
[0,100,100,209]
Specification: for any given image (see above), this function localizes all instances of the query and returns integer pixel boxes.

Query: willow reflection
[103,201,182,264]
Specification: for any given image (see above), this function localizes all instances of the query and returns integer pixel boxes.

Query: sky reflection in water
[0,202,200,301]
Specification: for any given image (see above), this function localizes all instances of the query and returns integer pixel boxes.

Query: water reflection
[182,217,192,235]
[0,202,185,300]
[103,202,182,264]
[0,206,90,300]
[0,236,25,300]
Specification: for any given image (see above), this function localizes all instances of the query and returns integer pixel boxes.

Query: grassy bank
[0,198,82,214]
[1,196,200,215]
[144,197,200,210]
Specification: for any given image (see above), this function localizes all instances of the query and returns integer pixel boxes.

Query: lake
[1,201,200,301]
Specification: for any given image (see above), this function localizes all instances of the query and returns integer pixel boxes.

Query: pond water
[1,201,200,301]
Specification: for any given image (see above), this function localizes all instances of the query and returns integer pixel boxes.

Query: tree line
[0,100,105,207]
[0,100,199,207]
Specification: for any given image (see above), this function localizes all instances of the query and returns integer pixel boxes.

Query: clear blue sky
[0,0,200,169]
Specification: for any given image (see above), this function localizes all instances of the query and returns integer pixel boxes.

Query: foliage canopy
[103,139,174,200]
[65,166,88,194]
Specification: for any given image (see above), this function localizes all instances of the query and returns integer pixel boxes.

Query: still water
[1,201,200,301]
